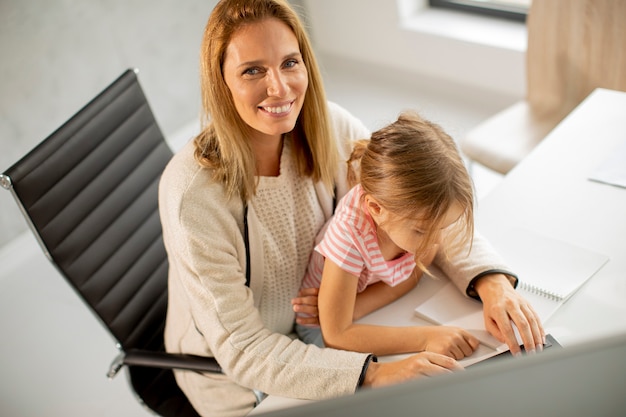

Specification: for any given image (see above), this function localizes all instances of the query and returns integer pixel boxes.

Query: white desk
[475,87,626,346]
[250,88,626,415]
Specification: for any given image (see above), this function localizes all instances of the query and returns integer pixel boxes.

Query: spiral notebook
[490,228,609,318]
[414,228,609,350]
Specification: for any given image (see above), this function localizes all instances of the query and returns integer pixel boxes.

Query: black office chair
[0,69,221,417]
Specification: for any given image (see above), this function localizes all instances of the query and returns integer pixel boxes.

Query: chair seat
[129,366,200,417]
[460,101,559,175]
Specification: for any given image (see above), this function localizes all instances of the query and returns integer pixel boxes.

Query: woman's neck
[252,134,284,177]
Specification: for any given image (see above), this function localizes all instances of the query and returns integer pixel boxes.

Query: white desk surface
[475,88,626,345]
[250,88,626,415]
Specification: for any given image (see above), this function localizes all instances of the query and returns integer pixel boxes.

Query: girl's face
[222,18,308,144]
[370,198,465,259]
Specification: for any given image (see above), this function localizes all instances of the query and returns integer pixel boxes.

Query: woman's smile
[260,101,294,115]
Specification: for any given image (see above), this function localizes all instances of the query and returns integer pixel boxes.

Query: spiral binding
[519,281,563,301]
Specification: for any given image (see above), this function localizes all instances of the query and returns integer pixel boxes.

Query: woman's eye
[243,67,262,76]
[283,58,299,69]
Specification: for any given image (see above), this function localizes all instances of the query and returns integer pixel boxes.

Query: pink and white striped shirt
[302,184,416,293]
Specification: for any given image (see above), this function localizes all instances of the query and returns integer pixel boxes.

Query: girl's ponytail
[347,139,369,188]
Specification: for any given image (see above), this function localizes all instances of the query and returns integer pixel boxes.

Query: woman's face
[222,18,308,143]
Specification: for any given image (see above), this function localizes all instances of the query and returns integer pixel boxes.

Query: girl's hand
[420,326,480,360]
[475,274,546,356]
[292,287,320,326]
[363,351,463,388]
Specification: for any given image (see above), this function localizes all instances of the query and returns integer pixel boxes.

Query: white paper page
[489,228,609,302]
[414,282,506,351]
[589,139,626,189]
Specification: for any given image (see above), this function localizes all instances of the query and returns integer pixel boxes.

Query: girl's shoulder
[333,185,374,235]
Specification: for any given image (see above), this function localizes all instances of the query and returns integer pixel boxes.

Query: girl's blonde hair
[347,111,475,271]
[193,0,338,201]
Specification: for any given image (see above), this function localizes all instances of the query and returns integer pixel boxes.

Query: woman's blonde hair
[194,0,338,201]
[347,111,475,270]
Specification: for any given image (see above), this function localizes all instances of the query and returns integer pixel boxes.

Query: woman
[158,1,545,416]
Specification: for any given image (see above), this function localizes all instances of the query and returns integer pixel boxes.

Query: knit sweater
[158,102,515,417]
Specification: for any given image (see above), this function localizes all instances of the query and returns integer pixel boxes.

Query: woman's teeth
[263,103,291,113]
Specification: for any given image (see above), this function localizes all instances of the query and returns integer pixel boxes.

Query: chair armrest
[107,349,222,379]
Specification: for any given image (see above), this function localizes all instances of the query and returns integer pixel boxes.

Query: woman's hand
[474,273,546,356]
[363,351,463,388]
[420,326,480,360]
[292,287,320,326]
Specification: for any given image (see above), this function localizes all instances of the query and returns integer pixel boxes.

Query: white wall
[0,0,217,247]
[303,0,526,97]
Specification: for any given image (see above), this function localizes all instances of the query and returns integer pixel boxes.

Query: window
[429,0,531,22]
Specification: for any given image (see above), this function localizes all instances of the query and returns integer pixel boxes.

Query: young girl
[296,111,483,359]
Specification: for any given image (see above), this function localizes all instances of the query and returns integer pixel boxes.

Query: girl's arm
[352,269,420,321]
[318,260,479,357]
[353,243,437,321]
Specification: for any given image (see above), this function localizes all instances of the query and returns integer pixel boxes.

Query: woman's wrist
[467,271,517,300]
[473,273,516,300]
[358,354,378,389]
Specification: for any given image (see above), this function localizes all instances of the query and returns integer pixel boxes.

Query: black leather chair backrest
[2,69,210,416]
[2,69,173,353]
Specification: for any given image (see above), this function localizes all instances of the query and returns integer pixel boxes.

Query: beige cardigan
[158,102,515,417]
